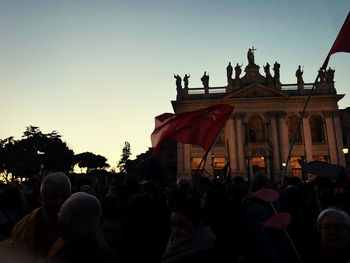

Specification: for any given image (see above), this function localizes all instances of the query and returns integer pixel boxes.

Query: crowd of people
[0,171,350,263]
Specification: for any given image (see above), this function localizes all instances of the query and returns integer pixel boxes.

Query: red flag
[151,104,234,156]
[251,187,279,203]
[322,12,350,69]
[262,212,291,230]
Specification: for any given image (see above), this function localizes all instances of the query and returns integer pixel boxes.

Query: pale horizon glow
[1,1,349,169]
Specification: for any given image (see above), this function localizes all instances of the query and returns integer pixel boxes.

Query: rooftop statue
[318,68,326,83]
[235,63,242,79]
[273,61,280,84]
[201,71,209,88]
[264,63,272,78]
[183,74,190,89]
[227,62,233,84]
[296,65,304,84]
[174,74,182,90]
[326,67,335,83]
[247,48,255,65]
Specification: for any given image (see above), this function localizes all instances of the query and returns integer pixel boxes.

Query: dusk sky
[1,0,349,169]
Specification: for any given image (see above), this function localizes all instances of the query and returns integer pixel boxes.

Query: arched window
[247,116,264,142]
[287,115,302,143]
[309,115,324,143]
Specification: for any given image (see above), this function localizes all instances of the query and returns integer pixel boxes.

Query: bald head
[40,172,71,221]
[59,192,102,237]
[40,172,71,194]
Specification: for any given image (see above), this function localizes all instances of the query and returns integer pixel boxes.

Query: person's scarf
[161,226,216,263]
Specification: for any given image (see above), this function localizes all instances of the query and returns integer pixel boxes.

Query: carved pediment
[225,83,288,99]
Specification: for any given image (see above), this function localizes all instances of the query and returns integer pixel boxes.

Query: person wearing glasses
[313,208,350,263]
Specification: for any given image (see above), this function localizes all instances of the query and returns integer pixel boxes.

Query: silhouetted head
[171,199,201,238]
[59,192,102,239]
[40,172,71,222]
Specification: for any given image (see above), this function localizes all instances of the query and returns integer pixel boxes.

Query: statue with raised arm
[247,48,254,65]
[296,65,303,84]
[201,71,209,88]
[174,74,182,90]
[183,74,190,89]
[235,63,242,79]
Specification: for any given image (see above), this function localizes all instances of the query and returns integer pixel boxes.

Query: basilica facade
[171,50,346,181]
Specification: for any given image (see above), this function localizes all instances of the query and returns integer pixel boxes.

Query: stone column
[183,143,191,178]
[248,157,253,180]
[277,111,289,165]
[266,158,271,177]
[324,111,338,164]
[333,112,346,166]
[302,113,313,162]
[176,142,184,178]
[235,112,246,175]
[204,150,213,179]
[224,116,238,171]
[266,111,280,172]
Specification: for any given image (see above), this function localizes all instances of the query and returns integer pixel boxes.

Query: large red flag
[151,104,234,156]
[322,12,350,69]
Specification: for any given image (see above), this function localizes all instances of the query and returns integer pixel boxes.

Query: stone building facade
[171,50,345,181]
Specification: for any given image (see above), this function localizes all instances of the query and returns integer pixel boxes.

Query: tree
[0,126,75,180]
[75,152,110,173]
[117,141,132,174]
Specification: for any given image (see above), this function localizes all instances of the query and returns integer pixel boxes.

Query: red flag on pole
[322,12,350,69]
[251,187,280,203]
[262,212,291,230]
[151,104,234,156]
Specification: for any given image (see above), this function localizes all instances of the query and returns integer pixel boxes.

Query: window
[247,116,265,142]
[309,115,324,143]
[288,115,302,143]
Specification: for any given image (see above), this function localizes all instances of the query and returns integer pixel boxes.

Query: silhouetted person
[48,192,119,263]
[162,200,216,263]
[2,172,71,261]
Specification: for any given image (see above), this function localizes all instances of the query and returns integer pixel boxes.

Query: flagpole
[193,125,225,178]
[281,72,320,186]
[270,204,304,263]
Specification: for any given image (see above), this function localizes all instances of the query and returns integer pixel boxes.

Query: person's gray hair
[177,177,193,189]
[40,172,71,194]
[317,207,350,228]
[59,192,102,236]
